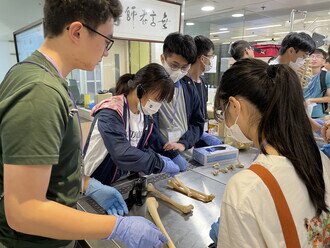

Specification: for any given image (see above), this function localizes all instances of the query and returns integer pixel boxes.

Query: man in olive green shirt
[0,1,166,248]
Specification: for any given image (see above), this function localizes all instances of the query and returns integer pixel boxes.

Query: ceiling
[183,0,330,45]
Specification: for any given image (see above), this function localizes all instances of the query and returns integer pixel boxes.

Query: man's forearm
[7,198,116,240]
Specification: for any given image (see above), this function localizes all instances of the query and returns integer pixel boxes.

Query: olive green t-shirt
[0,51,81,248]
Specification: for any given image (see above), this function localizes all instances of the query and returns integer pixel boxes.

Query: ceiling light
[210,31,230,35]
[186,22,195,26]
[181,12,184,16]
[231,34,257,39]
[246,24,282,30]
[328,11,330,15]
[201,6,215,11]
[219,28,228,31]
[273,31,289,35]
[211,38,220,41]
[316,19,330,23]
[305,19,330,24]
[232,13,244,18]
[254,37,281,42]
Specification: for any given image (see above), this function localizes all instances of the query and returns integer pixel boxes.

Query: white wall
[0,0,43,81]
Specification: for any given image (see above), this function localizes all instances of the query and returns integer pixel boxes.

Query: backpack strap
[320,70,328,114]
[249,163,300,248]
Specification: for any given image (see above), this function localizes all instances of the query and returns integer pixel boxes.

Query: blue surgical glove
[315,119,324,136]
[201,132,223,146]
[172,154,188,171]
[85,177,128,216]
[107,215,167,248]
[209,217,220,244]
[160,155,180,176]
[321,144,330,159]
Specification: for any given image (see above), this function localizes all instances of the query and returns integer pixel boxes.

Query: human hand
[305,99,313,105]
[172,154,188,171]
[163,142,185,152]
[160,155,180,176]
[85,178,128,216]
[107,215,167,248]
[322,121,330,143]
[209,217,220,244]
[201,132,223,146]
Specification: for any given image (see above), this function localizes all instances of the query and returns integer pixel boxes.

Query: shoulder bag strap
[249,163,300,248]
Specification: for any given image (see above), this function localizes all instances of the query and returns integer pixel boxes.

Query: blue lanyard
[125,98,132,143]
[164,82,181,126]
[192,79,206,120]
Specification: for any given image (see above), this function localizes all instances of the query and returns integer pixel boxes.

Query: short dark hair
[230,40,252,61]
[163,32,197,64]
[44,0,123,38]
[279,32,315,55]
[326,57,330,63]
[215,58,328,215]
[116,63,174,102]
[194,35,215,57]
[313,48,327,59]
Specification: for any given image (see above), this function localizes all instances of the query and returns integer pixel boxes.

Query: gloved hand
[160,155,180,176]
[314,119,324,136]
[209,217,220,244]
[85,177,128,216]
[172,154,188,171]
[107,215,167,248]
[321,144,330,159]
[201,132,223,146]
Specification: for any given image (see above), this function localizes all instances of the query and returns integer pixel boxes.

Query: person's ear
[288,47,296,55]
[66,22,83,44]
[160,54,165,64]
[228,96,240,115]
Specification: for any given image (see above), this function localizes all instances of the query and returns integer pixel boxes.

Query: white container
[193,144,239,166]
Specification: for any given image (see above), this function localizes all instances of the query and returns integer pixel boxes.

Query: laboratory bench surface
[78,148,258,248]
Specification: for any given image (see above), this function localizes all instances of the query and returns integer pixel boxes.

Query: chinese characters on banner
[114,0,181,42]
[124,6,169,29]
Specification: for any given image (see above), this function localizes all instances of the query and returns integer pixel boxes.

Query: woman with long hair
[213,58,330,247]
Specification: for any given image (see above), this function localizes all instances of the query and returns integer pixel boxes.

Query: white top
[126,110,144,147]
[218,153,330,248]
[269,57,280,65]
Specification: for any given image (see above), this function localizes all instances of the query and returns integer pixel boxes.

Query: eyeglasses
[203,54,215,60]
[166,61,191,73]
[310,54,325,60]
[82,23,114,51]
[215,109,225,121]
[215,102,229,121]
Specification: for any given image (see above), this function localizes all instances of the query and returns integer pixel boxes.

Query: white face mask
[224,102,252,144]
[162,60,188,83]
[289,57,305,72]
[138,99,162,116]
[202,56,214,72]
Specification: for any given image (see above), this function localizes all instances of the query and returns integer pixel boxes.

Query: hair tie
[127,79,134,88]
[267,65,279,81]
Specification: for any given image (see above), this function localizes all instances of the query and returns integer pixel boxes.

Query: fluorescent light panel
[246,24,282,30]
[231,35,257,39]
[210,31,230,35]
[273,31,289,35]
[232,13,244,18]
[201,6,215,11]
